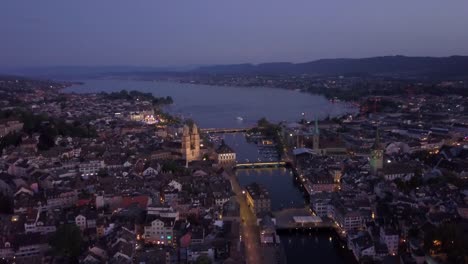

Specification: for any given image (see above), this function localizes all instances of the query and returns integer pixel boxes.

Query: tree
[0,194,13,214]
[49,224,83,263]
[408,227,420,238]
[257,117,270,128]
[119,89,129,98]
[0,132,22,151]
[37,131,56,151]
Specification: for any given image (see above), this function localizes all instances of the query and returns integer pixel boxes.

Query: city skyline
[1,1,468,263]
[2,0,468,67]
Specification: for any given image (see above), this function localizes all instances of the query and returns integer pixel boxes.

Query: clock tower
[370,129,383,173]
[312,118,320,151]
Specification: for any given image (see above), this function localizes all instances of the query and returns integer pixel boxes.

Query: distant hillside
[3,56,468,80]
[195,56,468,78]
[1,65,198,79]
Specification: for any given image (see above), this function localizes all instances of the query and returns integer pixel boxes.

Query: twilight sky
[1,0,468,68]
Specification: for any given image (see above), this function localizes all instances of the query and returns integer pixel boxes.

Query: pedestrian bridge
[201,127,253,133]
[235,161,287,169]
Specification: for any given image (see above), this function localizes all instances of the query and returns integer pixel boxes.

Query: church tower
[370,129,384,173]
[190,123,200,160]
[313,118,320,151]
[181,123,201,163]
[182,125,191,161]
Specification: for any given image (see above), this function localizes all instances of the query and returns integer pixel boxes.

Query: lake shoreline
[63,79,358,129]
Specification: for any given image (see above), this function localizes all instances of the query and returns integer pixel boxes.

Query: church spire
[372,128,382,150]
[312,117,320,151]
[314,117,320,135]
[370,128,384,173]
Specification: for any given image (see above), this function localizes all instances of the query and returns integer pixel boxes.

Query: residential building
[79,160,104,177]
[349,233,375,261]
[46,190,78,209]
[216,140,236,166]
[75,212,97,231]
[380,227,399,255]
[382,163,416,181]
[144,216,176,245]
[245,183,271,215]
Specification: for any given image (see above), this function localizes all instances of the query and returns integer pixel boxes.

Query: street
[226,170,264,264]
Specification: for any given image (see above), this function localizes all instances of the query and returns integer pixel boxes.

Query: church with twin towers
[181,123,201,162]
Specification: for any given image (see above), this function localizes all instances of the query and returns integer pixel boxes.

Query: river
[64,79,355,264]
[64,79,356,128]
[222,133,306,211]
[223,133,354,264]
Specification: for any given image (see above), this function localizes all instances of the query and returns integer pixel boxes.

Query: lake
[64,79,356,128]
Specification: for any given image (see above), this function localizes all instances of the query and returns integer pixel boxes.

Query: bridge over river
[234,161,287,169]
[273,208,337,231]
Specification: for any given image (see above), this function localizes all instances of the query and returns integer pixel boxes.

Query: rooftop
[245,182,270,200]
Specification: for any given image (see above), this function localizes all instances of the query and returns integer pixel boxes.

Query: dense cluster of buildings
[0,75,467,264]
[280,93,468,263]
[0,77,247,263]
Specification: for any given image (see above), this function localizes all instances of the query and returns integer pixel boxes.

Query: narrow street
[226,170,263,264]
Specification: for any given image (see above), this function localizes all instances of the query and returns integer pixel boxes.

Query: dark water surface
[65,79,356,128]
[280,231,356,264]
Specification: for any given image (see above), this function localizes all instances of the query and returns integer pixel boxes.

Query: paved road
[226,170,263,264]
